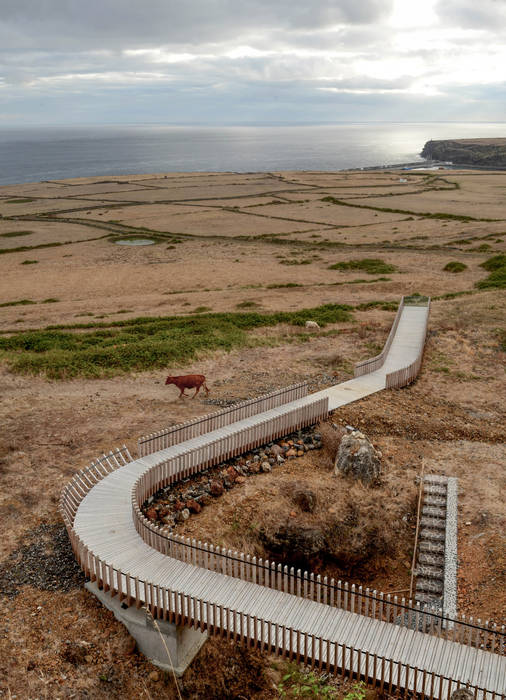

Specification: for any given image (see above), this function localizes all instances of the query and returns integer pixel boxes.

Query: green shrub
[0,299,36,308]
[192,306,212,313]
[0,303,352,379]
[21,260,38,265]
[235,301,261,308]
[328,258,397,275]
[443,261,467,273]
[476,254,506,289]
[479,254,506,272]
[277,663,339,699]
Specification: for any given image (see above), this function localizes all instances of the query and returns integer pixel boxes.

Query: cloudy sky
[1,0,505,124]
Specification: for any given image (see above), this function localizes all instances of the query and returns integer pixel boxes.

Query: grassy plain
[0,169,505,698]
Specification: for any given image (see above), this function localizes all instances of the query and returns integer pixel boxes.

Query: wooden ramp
[62,298,506,698]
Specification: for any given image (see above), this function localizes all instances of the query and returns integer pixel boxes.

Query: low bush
[443,261,467,273]
[476,254,506,289]
[328,258,397,275]
[0,299,36,308]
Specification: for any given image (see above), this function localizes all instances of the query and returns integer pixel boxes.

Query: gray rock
[181,508,190,520]
[334,430,381,485]
[260,461,272,473]
[450,691,474,700]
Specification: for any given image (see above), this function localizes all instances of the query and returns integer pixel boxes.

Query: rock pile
[141,427,322,529]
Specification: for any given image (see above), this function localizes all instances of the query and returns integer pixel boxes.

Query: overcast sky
[1,0,505,125]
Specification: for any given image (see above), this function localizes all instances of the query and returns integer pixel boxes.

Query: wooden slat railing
[130,400,504,656]
[354,297,405,377]
[59,446,133,528]
[138,381,309,456]
[385,297,431,389]
[62,530,506,700]
[59,301,505,696]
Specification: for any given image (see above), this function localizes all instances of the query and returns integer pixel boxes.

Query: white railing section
[59,300,505,697]
[60,446,133,527]
[61,532,505,700]
[385,297,431,389]
[354,297,405,377]
[129,393,504,657]
[138,381,309,456]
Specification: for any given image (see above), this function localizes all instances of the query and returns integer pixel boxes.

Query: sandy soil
[0,169,504,699]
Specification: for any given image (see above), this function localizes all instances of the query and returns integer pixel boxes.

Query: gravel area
[0,523,84,597]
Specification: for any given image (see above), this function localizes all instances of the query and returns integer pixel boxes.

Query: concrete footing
[85,582,208,676]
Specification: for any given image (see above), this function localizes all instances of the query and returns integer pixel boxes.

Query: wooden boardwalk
[63,299,506,698]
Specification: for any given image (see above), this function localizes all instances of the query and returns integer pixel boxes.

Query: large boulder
[334,430,381,484]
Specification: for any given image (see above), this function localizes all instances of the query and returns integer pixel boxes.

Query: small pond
[114,238,156,246]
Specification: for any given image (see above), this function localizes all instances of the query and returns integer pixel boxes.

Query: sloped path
[71,302,505,696]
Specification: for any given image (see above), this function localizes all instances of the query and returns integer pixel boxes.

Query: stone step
[424,495,446,507]
[423,484,447,496]
[424,475,448,485]
[416,565,444,580]
[420,528,446,542]
[415,592,443,607]
[419,552,445,567]
[419,540,445,554]
[422,505,446,518]
[420,516,446,530]
[416,578,444,595]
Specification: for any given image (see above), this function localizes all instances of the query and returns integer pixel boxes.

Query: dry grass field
[0,169,504,699]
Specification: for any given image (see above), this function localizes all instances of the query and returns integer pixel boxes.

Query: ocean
[0,122,504,186]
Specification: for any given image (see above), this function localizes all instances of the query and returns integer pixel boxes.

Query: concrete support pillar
[85,582,208,676]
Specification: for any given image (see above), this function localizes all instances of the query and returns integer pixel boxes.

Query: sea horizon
[1,121,505,187]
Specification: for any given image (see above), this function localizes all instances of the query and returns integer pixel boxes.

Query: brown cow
[165,374,210,399]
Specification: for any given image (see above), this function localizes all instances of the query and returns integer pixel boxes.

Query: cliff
[421,138,506,168]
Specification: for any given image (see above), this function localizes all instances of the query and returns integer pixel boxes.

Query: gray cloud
[0,0,504,125]
[0,0,390,50]
[435,0,506,30]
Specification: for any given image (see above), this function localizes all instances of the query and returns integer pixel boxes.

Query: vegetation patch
[279,258,312,265]
[235,301,261,308]
[476,254,506,289]
[5,198,36,204]
[0,299,36,308]
[356,300,398,312]
[328,258,397,275]
[443,261,468,273]
[0,231,33,238]
[0,303,352,379]
[267,283,303,289]
[0,242,64,256]
[20,260,38,265]
[321,195,493,222]
[404,293,429,306]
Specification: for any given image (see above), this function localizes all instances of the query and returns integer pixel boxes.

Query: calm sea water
[0,122,504,186]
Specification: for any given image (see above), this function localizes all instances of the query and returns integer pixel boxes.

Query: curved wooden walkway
[62,298,505,698]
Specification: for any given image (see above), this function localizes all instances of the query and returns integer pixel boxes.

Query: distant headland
[421,138,506,168]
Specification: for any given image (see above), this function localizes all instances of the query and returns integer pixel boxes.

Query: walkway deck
[68,300,505,697]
